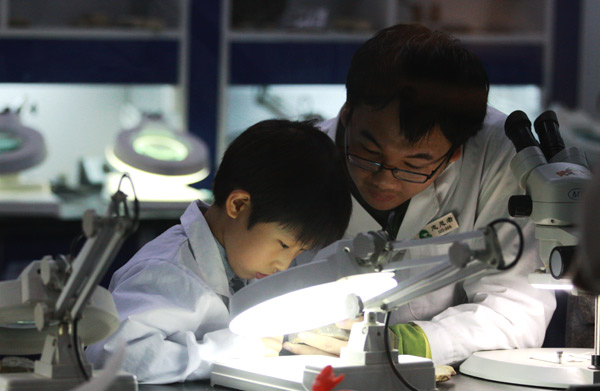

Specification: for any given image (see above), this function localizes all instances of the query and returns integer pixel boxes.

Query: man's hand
[262,336,283,357]
[435,365,457,382]
[283,331,347,357]
[283,318,362,357]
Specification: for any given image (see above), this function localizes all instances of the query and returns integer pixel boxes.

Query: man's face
[341,101,459,211]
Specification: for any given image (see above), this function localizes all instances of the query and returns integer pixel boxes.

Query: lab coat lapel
[180,201,230,299]
[396,184,440,240]
[394,154,462,241]
[346,195,382,239]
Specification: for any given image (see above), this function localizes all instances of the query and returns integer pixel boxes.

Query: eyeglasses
[345,130,453,184]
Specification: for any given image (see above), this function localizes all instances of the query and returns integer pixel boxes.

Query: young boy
[85,119,352,384]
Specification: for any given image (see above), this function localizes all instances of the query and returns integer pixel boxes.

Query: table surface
[137,373,559,391]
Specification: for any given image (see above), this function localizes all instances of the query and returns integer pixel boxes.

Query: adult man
[283,23,555,366]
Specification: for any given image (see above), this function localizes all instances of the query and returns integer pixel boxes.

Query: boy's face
[341,102,461,211]
[223,197,307,280]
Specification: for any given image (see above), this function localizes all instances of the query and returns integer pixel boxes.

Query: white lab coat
[85,201,265,384]
[316,106,556,365]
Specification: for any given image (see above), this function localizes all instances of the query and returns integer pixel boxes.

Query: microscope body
[506,110,591,278]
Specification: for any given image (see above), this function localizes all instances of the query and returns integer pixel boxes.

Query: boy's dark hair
[212,119,352,250]
[346,23,490,149]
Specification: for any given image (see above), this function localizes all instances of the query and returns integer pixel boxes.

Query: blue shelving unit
[0,39,178,83]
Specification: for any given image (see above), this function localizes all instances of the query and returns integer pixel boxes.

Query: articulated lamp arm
[53,192,136,323]
[229,219,518,337]
[346,220,512,317]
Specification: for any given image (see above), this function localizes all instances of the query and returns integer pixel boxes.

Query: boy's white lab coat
[85,201,265,384]
[317,106,556,365]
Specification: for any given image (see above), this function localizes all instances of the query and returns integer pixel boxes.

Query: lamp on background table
[0,107,59,216]
[105,113,211,208]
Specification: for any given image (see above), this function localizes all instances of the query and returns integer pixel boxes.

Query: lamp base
[460,348,600,389]
[211,354,435,391]
[0,371,137,391]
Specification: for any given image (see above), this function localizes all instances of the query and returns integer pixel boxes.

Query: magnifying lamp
[0,109,46,175]
[0,108,59,215]
[0,179,139,391]
[105,114,211,205]
[211,224,509,391]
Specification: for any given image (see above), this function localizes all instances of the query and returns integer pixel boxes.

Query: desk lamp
[0,175,139,391]
[211,222,513,391]
[105,114,211,206]
[0,108,58,215]
[460,110,599,388]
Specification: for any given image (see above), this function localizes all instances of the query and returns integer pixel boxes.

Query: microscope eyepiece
[505,110,539,152]
[533,110,565,160]
[534,110,558,126]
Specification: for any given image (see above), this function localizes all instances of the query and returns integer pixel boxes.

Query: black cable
[379,219,522,391]
[487,218,524,271]
[383,312,420,391]
[72,318,91,380]
[116,173,140,233]
[68,234,85,262]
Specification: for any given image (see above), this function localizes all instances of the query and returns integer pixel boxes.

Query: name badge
[416,212,459,239]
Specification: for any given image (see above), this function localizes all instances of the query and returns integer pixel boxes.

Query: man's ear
[225,190,251,219]
[340,102,350,128]
[449,146,462,163]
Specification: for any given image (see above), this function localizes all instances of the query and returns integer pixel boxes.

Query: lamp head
[228,239,398,337]
[105,114,211,203]
[0,110,46,175]
[0,261,119,355]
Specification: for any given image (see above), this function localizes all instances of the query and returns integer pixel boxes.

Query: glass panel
[230,0,547,36]
[226,84,345,146]
[8,0,181,30]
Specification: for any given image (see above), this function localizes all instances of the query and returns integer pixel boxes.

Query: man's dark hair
[346,23,490,148]
[212,119,352,250]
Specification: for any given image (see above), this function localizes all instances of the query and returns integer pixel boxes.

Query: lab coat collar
[396,184,439,240]
[214,235,248,294]
[215,238,235,282]
[345,180,441,240]
[180,200,231,299]
[396,154,462,240]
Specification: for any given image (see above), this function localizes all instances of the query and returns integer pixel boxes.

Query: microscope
[460,111,598,388]
[505,110,600,376]
[504,109,590,284]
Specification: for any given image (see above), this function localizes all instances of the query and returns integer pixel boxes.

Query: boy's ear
[225,189,251,219]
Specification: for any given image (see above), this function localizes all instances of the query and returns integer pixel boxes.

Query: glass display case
[219,0,555,156]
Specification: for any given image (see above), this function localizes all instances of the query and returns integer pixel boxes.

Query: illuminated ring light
[110,120,210,183]
[0,113,46,174]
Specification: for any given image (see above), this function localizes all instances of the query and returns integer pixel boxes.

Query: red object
[312,365,349,391]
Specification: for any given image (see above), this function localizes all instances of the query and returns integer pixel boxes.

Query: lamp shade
[229,240,398,337]
[108,115,210,181]
[0,262,119,355]
[0,110,46,174]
